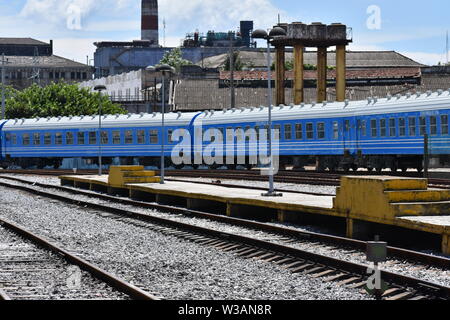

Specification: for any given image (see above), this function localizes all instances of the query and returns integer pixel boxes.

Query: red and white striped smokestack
[142,0,159,45]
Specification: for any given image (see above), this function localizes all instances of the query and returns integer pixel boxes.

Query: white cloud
[400,51,449,66]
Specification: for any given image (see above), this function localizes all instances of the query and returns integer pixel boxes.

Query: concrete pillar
[346,218,354,238]
[317,46,327,103]
[275,45,286,106]
[336,45,346,102]
[443,234,450,255]
[293,44,304,104]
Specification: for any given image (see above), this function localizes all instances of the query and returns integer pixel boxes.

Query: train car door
[342,117,357,154]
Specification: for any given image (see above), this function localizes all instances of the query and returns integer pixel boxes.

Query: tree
[5,82,126,119]
[159,47,192,72]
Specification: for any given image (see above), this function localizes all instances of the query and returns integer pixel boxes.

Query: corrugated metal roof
[4,55,90,68]
[0,38,49,46]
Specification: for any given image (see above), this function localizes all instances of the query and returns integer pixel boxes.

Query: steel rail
[0,175,448,270]
[0,179,448,299]
[0,217,158,301]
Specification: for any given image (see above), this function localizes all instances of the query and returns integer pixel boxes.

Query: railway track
[0,217,158,301]
[0,175,448,300]
[2,168,450,190]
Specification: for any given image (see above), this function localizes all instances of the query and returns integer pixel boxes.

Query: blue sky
[0,0,449,65]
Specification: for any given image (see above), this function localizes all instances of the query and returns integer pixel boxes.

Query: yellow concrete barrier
[108,166,160,187]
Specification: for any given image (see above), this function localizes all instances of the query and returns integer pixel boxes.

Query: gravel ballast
[0,183,368,300]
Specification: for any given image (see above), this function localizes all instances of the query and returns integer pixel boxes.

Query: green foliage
[159,47,193,72]
[4,82,126,119]
[223,51,244,71]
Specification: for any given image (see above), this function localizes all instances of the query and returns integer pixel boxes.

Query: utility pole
[1,53,6,120]
[229,34,236,109]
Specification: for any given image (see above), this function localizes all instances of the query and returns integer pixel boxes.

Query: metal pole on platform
[94,85,107,176]
[1,53,6,120]
[424,133,429,179]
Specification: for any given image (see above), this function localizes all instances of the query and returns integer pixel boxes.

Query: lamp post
[252,27,286,197]
[155,64,175,184]
[94,85,107,176]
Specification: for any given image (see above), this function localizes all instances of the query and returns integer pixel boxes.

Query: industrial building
[0,38,93,90]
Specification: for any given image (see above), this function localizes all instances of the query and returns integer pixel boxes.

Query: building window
[71,72,75,79]
[389,118,396,137]
[430,116,437,136]
[77,72,81,79]
[78,132,85,145]
[284,124,292,140]
[441,115,449,135]
[101,131,108,145]
[409,117,416,136]
[295,124,302,140]
[89,132,97,145]
[371,119,377,137]
[306,123,313,139]
[66,132,74,145]
[82,72,87,80]
[23,133,30,146]
[380,119,386,137]
[399,118,406,137]
[317,123,325,139]
[137,130,145,144]
[125,130,133,144]
[150,130,159,144]
[49,72,54,79]
[55,133,62,145]
[419,117,426,136]
[112,131,121,144]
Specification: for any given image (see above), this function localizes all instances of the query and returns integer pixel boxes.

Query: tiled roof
[200,50,426,69]
[220,68,421,81]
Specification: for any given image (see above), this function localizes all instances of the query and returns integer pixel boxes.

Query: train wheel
[376,167,383,173]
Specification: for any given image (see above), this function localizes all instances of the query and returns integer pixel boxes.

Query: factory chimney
[142,0,159,46]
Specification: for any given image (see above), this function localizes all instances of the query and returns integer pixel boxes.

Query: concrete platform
[59,171,450,255]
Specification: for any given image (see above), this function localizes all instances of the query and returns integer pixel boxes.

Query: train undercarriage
[1,154,431,173]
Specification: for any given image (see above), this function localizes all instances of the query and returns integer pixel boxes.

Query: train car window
[430,116,437,136]
[441,115,449,135]
[12,134,17,145]
[150,130,159,144]
[66,132,74,145]
[78,132,85,145]
[137,130,145,144]
[5,133,10,142]
[295,124,303,140]
[284,124,292,140]
[344,120,350,131]
[55,133,63,145]
[419,117,426,136]
[371,119,377,137]
[33,133,41,146]
[409,117,417,136]
[306,123,313,140]
[44,133,51,145]
[333,122,339,139]
[125,130,133,144]
[380,119,387,137]
[112,131,121,144]
[168,129,174,143]
[273,125,281,141]
[399,118,406,137]
[89,132,97,145]
[317,123,325,139]
[360,120,367,137]
[389,119,396,137]
[23,133,30,146]
[101,131,108,145]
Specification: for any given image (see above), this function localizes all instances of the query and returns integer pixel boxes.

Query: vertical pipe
[317,46,327,103]
[336,45,346,102]
[267,40,274,194]
[161,75,165,184]
[230,37,235,109]
[424,133,429,179]
[293,44,304,104]
[98,101,102,176]
[275,45,285,106]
